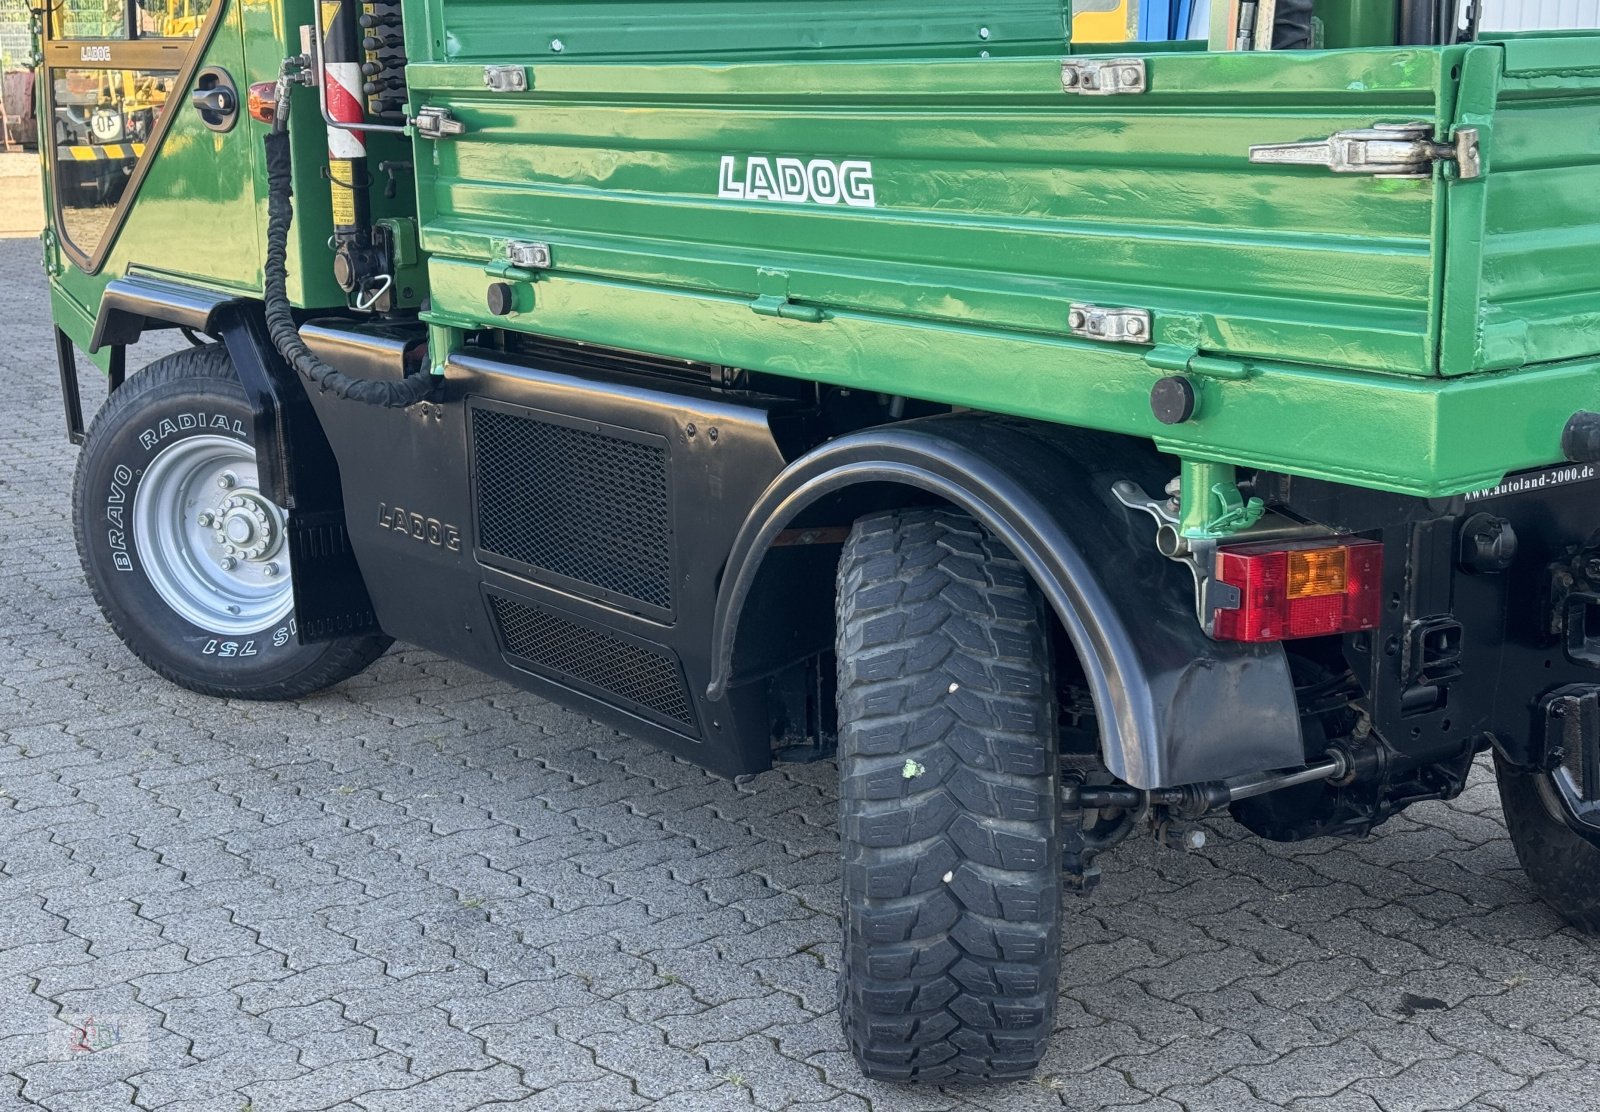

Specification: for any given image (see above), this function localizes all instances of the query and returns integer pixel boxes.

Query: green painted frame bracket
[427,322,462,376]
[1178,459,1264,539]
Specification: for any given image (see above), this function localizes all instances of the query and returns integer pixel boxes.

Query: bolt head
[1062,68,1080,87]
[1125,317,1146,337]
[978,26,990,39]
[264,562,280,578]
[1068,309,1087,329]
[219,557,237,571]
[217,472,236,490]
[1122,65,1142,84]
[550,38,563,52]
[197,512,214,527]
[213,531,228,543]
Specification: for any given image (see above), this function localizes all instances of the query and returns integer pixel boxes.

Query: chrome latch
[483,65,528,92]
[1069,303,1151,345]
[505,241,552,269]
[1061,58,1146,96]
[1453,127,1482,180]
[413,106,465,139]
[1249,121,1477,179]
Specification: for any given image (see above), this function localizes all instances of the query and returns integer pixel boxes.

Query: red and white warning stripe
[323,60,367,159]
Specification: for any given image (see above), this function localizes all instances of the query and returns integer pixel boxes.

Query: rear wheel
[72,344,391,699]
[1495,752,1600,933]
[835,508,1061,1083]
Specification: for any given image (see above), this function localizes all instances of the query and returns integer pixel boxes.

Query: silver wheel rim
[132,434,294,635]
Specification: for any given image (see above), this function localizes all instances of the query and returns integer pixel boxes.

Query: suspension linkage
[1064,750,1351,818]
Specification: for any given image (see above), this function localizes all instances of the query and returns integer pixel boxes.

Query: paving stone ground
[2,232,1599,1112]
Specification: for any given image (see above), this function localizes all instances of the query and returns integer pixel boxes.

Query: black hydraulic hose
[262,128,436,408]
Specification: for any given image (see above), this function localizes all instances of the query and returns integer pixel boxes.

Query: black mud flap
[1533,686,1600,799]
[214,303,382,642]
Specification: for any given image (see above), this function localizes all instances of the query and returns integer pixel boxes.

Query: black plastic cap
[1563,412,1600,464]
[1150,376,1197,425]
[486,282,516,317]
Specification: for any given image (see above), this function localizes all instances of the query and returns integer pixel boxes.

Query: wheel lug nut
[218,472,237,490]
[219,557,237,571]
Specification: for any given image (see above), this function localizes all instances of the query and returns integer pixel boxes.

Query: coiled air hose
[263,123,436,408]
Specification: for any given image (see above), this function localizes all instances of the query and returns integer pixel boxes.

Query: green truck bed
[402,7,1600,496]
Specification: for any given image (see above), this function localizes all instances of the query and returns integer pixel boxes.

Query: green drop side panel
[406,0,1073,62]
[1440,32,1600,376]
[412,38,1456,380]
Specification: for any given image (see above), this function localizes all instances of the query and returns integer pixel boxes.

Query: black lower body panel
[302,330,791,776]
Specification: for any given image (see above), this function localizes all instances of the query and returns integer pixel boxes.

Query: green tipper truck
[36,0,1600,1083]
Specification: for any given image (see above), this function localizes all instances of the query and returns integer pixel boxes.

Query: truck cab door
[41,0,258,358]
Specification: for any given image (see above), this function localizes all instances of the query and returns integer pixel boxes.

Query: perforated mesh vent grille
[488,594,696,728]
[473,406,672,610]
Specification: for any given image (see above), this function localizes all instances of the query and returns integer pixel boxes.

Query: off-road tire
[72,344,392,699]
[836,508,1061,1083]
[1494,753,1600,933]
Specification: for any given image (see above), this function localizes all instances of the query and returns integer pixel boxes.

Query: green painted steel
[34,3,1600,499]
[412,47,1453,379]
[1316,0,1397,48]
[1439,33,1600,375]
[404,0,1071,63]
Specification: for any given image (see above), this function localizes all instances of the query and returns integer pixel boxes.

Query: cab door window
[51,67,178,256]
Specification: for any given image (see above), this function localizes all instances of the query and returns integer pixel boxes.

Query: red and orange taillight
[1212,539,1383,642]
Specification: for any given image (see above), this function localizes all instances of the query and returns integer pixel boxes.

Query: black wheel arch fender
[708,415,1305,790]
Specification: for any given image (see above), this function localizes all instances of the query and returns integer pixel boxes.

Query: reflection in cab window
[52,68,177,256]
[52,0,210,40]
[52,0,129,39]
[137,0,211,39]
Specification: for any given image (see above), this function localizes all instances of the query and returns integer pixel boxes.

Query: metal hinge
[1069,302,1151,345]
[751,268,825,323]
[1061,57,1146,96]
[483,65,528,93]
[1249,121,1481,180]
[413,106,466,139]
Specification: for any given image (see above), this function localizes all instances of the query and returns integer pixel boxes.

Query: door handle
[190,87,235,115]
[190,67,239,133]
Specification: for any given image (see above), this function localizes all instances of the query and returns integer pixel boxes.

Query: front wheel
[1495,752,1600,933]
[72,344,391,699]
[835,508,1061,1083]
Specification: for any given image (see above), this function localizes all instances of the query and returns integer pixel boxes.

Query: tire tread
[837,508,1060,1084]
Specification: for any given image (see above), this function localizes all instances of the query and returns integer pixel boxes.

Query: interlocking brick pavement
[2,234,1598,1111]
